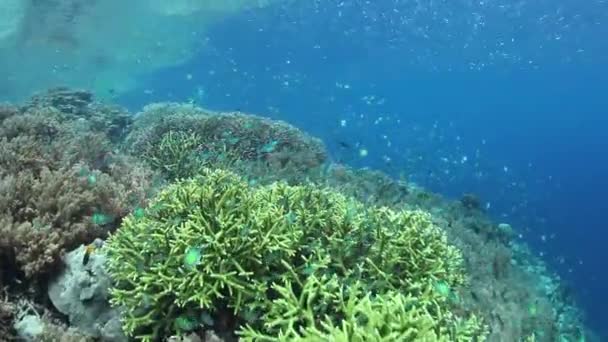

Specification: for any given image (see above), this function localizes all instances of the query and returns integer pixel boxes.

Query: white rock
[14,314,44,341]
[47,239,127,341]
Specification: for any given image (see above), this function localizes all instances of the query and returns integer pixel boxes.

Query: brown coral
[0,165,141,277]
[0,90,154,281]
[0,292,16,340]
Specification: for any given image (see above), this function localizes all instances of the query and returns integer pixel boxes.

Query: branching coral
[24,88,133,142]
[142,130,209,180]
[0,90,155,280]
[240,274,487,341]
[0,164,143,277]
[0,292,16,340]
[126,103,327,181]
[0,92,590,341]
[105,169,300,339]
[309,164,588,342]
[105,168,486,341]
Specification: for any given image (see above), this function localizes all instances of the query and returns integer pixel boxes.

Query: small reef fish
[82,243,96,265]
[337,140,351,149]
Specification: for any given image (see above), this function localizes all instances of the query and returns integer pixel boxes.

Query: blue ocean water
[119,1,608,338]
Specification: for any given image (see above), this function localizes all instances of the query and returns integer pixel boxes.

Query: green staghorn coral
[104,168,486,341]
[141,130,207,180]
[105,169,298,340]
[240,274,487,341]
[127,103,327,182]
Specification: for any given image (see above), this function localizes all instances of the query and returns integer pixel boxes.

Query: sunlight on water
[1,0,604,101]
[0,0,277,100]
[0,0,27,40]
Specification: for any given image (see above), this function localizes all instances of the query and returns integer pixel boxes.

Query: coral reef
[204,158,590,341]
[126,103,327,181]
[105,168,485,341]
[0,291,16,340]
[0,89,154,280]
[48,239,126,341]
[312,167,589,342]
[23,87,133,142]
[13,307,96,342]
[240,274,486,341]
[0,90,593,341]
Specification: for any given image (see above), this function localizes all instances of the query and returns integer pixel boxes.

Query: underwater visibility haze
[0,0,606,341]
